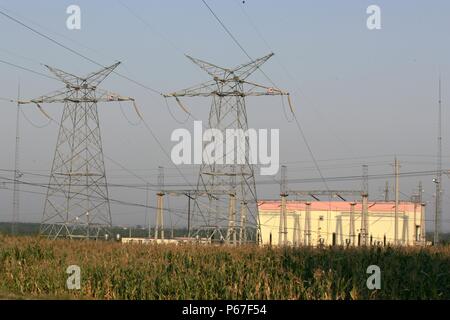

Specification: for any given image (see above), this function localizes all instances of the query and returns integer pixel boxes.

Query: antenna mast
[12,82,21,235]
[435,76,442,245]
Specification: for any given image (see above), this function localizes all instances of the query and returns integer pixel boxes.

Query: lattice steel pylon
[19,62,134,239]
[165,53,289,244]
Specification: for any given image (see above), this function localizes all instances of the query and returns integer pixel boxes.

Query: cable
[234,0,358,159]
[19,105,52,129]
[0,54,218,222]
[0,57,57,81]
[0,9,212,210]
[5,181,450,230]
[2,167,444,191]
[0,9,162,96]
[164,97,190,125]
[2,175,450,242]
[118,101,141,126]
[0,4,118,64]
[292,114,330,191]
[117,0,186,57]
[0,46,43,66]
[201,0,253,61]
[0,96,14,102]
[200,0,279,90]
[199,0,329,193]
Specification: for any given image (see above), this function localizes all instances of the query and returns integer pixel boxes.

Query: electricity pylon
[165,53,289,244]
[19,62,134,239]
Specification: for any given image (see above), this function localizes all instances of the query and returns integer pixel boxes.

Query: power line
[19,106,52,128]
[117,0,186,57]
[199,0,279,89]
[0,57,57,80]
[234,0,358,160]
[199,0,329,192]
[0,9,213,211]
[0,9,162,96]
[292,115,330,191]
[2,182,449,241]
[0,96,14,102]
[201,0,253,61]
[0,4,118,63]
[2,168,444,189]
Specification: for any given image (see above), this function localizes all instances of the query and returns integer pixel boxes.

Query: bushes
[0,235,449,300]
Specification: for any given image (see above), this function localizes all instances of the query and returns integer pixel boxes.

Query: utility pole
[419,181,426,244]
[279,165,288,246]
[239,202,247,244]
[394,157,400,245]
[304,202,311,246]
[293,212,301,247]
[19,63,134,239]
[187,192,192,238]
[146,183,151,238]
[349,202,356,246]
[434,77,442,245]
[384,181,389,202]
[156,166,165,240]
[164,53,289,244]
[361,165,369,245]
[12,83,21,236]
[226,193,237,245]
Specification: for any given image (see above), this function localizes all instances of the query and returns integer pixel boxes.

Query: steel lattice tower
[20,63,134,239]
[165,53,289,244]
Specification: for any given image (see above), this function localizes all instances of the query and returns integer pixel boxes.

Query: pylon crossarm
[231,52,274,80]
[19,89,134,105]
[186,55,229,79]
[186,53,274,82]
[45,65,81,87]
[83,62,121,87]
[163,80,218,98]
[164,81,288,98]
[241,80,289,97]
[95,89,135,103]
[18,88,71,105]
[45,62,121,89]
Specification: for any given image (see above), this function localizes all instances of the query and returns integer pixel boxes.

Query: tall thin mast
[394,157,399,245]
[435,77,442,245]
[12,82,21,235]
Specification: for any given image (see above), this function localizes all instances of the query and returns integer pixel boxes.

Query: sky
[0,0,450,231]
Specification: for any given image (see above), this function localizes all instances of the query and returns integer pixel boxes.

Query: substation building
[258,200,426,247]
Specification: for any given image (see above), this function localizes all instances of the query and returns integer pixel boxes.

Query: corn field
[0,235,449,300]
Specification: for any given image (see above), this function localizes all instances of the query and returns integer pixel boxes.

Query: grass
[0,235,449,300]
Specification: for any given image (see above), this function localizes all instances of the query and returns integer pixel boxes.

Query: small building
[258,201,426,247]
[121,237,179,245]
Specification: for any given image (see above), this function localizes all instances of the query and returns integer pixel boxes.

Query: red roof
[258,201,417,212]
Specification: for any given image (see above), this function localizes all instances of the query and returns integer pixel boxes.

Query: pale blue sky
[0,0,449,230]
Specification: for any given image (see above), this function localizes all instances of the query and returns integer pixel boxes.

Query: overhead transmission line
[0,18,200,197]
[0,9,162,96]
[0,4,120,64]
[0,57,57,81]
[2,178,450,239]
[2,167,444,189]
[199,0,330,192]
[234,0,357,157]
[0,8,203,191]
